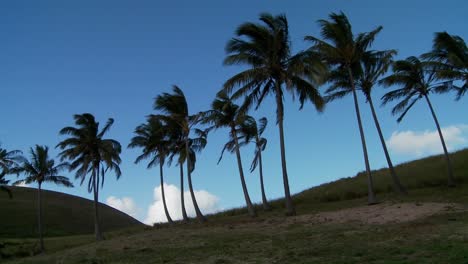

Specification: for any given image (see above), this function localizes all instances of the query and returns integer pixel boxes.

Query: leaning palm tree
[14,145,73,253]
[239,116,271,210]
[200,92,256,217]
[128,116,173,223]
[422,32,468,100]
[324,50,407,194]
[381,56,456,187]
[154,86,206,222]
[0,145,23,198]
[223,13,326,215]
[306,12,382,204]
[57,113,122,241]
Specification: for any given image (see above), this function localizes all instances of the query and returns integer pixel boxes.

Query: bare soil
[300,202,465,225]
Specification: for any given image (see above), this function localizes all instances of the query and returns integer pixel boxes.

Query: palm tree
[306,12,382,204]
[200,92,256,217]
[324,50,407,194]
[57,113,122,240]
[239,116,271,210]
[128,116,173,223]
[0,146,23,198]
[14,145,73,253]
[422,32,468,100]
[222,13,326,215]
[381,56,456,187]
[154,86,206,222]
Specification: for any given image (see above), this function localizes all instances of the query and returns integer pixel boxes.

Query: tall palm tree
[238,116,271,210]
[14,145,73,253]
[201,92,256,217]
[0,146,23,198]
[324,50,407,194]
[154,86,206,222]
[422,32,468,100]
[57,113,122,240]
[222,13,326,215]
[128,116,173,223]
[381,56,456,187]
[306,12,382,204]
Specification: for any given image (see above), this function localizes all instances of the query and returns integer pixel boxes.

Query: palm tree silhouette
[57,113,122,240]
[381,56,456,187]
[201,91,256,217]
[154,86,207,222]
[324,50,407,194]
[423,32,468,100]
[0,145,23,198]
[129,116,173,223]
[222,13,326,215]
[15,145,73,253]
[306,12,383,204]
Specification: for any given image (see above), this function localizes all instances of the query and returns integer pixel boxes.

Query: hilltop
[0,187,143,238]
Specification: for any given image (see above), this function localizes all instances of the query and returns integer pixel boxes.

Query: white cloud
[386,125,468,157]
[15,181,29,187]
[144,184,220,225]
[106,196,141,219]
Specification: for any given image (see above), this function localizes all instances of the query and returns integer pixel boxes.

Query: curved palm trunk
[231,126,256,217]
[368,96,407,194]
[185,139,206,222]
[348,67,377,205]
[37,182,44,253]
[257,146,270,211]
[159,162,173,223]
[179,162,189,221]
[424,94,456,187]
[274,82,295,216]
[92,168,103,241]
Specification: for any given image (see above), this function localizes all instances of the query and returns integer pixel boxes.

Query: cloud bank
[106,196,141,219]
[144,184,220,225]
[386,125,468,157]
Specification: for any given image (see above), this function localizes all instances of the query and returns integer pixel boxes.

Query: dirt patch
[296,202,465,225]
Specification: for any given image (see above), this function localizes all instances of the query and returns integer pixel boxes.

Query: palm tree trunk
[348,67,377,205]
[93,169,103,241]
[274,81,295,216]
[159,162,173,223]
[257,146,270,211]
[231,126,256,217]
[368,96,407,194]
[179,162,188,221]
[424,94,456,187]
[37,182,44,253]
[185,139,206,222]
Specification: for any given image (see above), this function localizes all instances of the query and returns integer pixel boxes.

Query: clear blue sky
[1,0,467,223]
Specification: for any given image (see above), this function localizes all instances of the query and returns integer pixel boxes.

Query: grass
[2,149,468,263]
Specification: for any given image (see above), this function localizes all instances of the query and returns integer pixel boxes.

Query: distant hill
[0,187,143,238]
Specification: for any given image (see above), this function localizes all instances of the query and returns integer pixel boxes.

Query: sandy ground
[297,202,466,225]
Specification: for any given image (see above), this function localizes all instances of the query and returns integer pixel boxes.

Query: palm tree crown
[0,145,23,198]
[423,32,468,100]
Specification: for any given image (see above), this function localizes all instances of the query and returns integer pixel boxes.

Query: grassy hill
[0,187,143,238]
[3,149,468,263]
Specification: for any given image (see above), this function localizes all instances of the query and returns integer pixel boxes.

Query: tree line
[0,12,466,251]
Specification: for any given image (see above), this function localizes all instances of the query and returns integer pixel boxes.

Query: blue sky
[1,0,467,224]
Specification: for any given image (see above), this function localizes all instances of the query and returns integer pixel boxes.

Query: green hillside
[0,187,143,238]
[3,149,468,263]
